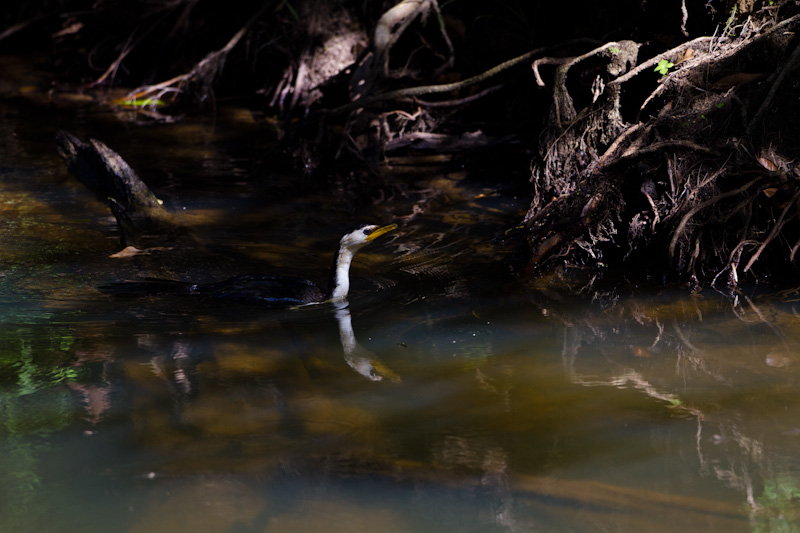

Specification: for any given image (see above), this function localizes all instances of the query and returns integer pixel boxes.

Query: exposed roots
[525,8,800,288]
[124,2,273,109]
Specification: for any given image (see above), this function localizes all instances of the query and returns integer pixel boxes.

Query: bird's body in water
[102,223,397,306]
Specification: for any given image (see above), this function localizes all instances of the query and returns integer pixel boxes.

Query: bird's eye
[362,228,372,236]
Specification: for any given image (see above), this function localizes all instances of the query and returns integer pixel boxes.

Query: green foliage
[754,476,800,532]
[0,324,83,435]
[654,59,674,76]
[0,324,80,533]
[120,98,165,108]
[0,294,101,530]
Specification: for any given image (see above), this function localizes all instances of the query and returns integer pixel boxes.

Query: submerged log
[55,130,184,247]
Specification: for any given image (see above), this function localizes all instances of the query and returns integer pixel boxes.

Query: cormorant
[101,223,398,306]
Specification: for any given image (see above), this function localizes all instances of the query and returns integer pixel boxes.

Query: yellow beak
[366,223,398,242]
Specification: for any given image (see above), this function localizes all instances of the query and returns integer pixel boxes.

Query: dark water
[3,62,800,532]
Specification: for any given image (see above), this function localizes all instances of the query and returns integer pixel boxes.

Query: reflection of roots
[551,290,789,518]
[526,13,800,287]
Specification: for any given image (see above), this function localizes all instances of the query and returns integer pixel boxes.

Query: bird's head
[339,223,398,253]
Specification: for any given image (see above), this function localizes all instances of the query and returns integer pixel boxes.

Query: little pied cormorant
[102,223,398,306]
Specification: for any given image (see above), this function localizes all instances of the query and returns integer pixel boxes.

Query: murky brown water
[3,59,800,532]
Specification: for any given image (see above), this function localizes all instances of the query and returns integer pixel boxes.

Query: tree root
[525,8,800,286]
[742,189,800,273]
[124,2,273,109]
[668,174,773,261]
[327,38,600,115]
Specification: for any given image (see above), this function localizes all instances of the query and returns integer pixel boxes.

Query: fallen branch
[125,1,274,106]
[0,15,44,43]
[327,38,600,115]
[409,85,502,107]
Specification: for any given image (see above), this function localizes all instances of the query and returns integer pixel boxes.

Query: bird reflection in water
[333,299,401,382]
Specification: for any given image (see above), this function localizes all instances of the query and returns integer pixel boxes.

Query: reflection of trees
[10,286,800,530]
[553,290,800,528]
[0,322,81,531]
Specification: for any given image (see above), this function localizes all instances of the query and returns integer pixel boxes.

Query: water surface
[2,67,800,532]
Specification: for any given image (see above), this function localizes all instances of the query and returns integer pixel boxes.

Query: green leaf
[654,59,674,76]
[119,98,166,108]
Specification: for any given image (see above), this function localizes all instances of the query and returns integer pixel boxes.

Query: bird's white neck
[330,247,355,301]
